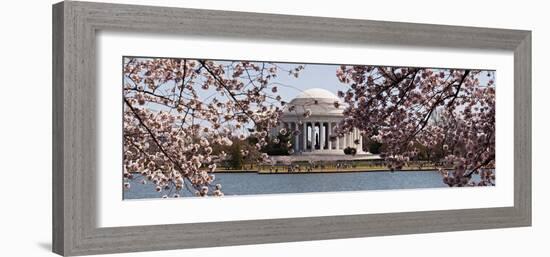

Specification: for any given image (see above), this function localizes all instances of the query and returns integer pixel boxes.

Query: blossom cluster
[336,66,495,186]
[123,58,301,197]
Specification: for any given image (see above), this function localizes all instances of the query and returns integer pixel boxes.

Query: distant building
[276,88,370,157]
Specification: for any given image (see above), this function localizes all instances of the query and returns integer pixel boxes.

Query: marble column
[325,122,329,150]
[357,129,361,150]
[353,131,357,146]
[353,128,357,146]
[320,122,325,151]
[342,134,346,147]
[328,122,332,150]
[310,123,315,151]
[359,132,363,152]
[293,122,299,152]
[352,131,355,147]
[336,132,340,150]
[306,123,310,151]
[302,123,307,152]
[343,133,347,148]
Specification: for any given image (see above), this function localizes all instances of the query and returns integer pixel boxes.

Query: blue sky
[125,57,494,106]
[214,61,494,103]
[262,63,344,102]
[124,58,494,131]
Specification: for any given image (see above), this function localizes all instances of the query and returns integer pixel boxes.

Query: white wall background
[0,0,547,256]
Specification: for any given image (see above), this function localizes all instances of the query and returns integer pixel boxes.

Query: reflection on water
[123,170,458,199]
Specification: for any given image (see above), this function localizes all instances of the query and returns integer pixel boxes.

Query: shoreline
[213,167,441,174]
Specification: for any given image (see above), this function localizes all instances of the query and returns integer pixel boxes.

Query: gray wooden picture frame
[52,1,531,256]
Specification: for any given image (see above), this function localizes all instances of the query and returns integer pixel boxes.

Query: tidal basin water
[124,170,450,199]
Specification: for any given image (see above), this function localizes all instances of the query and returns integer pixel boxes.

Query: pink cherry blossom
[336,66,495,186]
[123,57,302,197]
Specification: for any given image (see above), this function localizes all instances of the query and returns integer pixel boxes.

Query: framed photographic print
[52,1,531,256]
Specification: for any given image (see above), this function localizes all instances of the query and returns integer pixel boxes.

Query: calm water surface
[124,170,449,199]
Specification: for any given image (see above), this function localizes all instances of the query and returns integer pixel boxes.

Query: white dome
[283,88,344,118]
[293,88,339,100]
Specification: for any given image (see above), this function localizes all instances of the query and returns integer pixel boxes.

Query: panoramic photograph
[122,57,496,199]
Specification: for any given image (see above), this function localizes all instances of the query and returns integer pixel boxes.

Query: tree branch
[123,97,183,172]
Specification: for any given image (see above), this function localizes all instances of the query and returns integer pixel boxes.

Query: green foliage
[343,147,357,156]
[368,140,382,154]
[211,134,260,170]
[262,132,292,156]
[228,140,244,169]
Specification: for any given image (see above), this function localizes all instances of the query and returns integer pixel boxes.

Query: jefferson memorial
[276,88,370,157]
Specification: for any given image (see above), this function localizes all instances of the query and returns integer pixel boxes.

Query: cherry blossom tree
[335,66,495,186]
[123,58,302,197]
[123,56,495,199]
